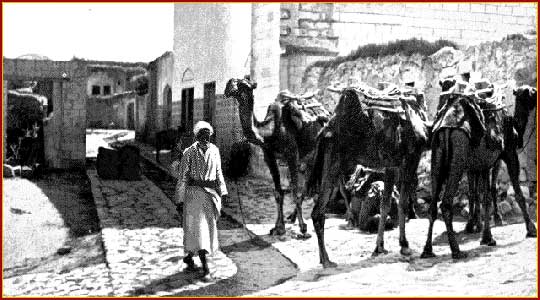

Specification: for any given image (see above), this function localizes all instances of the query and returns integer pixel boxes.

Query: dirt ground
[3,170,105,278]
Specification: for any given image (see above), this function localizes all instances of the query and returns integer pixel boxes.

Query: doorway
[164,86,172,129]
[127,102,135,130]
[181,87,194,135]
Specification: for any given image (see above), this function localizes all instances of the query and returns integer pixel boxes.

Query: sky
[3,3,174,62]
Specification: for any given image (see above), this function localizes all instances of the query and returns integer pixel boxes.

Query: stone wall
[4,59,87,169]
[153,52,174,132]
[280,3,537,93]
[303,38,536,117]
[301,37,537,187]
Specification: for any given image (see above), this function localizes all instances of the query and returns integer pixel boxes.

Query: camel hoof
[494,214,503,227]
[286,213,297,224]
[400,247,412,256]
[296,233,311,240]
[480,238,497,246]
[526,224,537,238]
[464,222,475,234]
[526,231,537,238]
[269,227,286,236]
[322,261,337,268]
[452,251,468,259]
[407,213,418,220]
[299,223,308,234]
[420,251,436,259]
[372,246,388,257]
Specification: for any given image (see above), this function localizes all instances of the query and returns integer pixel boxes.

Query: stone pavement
[89,170,237,296]
[3,171,237,296]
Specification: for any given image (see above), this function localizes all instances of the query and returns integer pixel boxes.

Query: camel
[224,77,329,238]
[306,85,429,268]
[421,85,537,260]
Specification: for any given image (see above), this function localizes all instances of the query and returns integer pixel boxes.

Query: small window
[91,85,101,95]
[103,85,111,95]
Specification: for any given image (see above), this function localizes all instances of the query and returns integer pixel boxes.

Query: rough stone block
[118,145,141,181]
[97,147,120,179]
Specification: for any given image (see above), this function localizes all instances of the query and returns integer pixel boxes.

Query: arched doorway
[163,85,172,129]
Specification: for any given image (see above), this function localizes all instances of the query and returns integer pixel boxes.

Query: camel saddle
[278,90,331,131]
[349,83,430,144]
[434,79,506,150]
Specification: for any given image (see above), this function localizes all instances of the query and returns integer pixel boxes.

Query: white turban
[193,121,214,136]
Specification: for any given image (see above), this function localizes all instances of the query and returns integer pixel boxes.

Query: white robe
[173,142,227,255]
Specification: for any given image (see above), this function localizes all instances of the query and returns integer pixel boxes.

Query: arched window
[182,68,194,82]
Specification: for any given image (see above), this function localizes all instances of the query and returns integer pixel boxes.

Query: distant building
[3,57,148,168]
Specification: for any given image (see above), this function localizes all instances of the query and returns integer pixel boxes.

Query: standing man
[173,120,228,281]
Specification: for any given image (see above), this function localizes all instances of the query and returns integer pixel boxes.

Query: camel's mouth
[224,79,240,98]
[224,78,258,99]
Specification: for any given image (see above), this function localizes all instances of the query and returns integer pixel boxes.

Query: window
[103,85,111,95]
[91,85,101,95]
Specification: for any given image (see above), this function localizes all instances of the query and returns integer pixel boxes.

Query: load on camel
[224,76,330,239]
[421,79,537,260]
[306,82,430,268]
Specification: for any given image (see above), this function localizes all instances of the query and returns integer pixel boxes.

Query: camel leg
[406,154,422,220]
[490,159,503,226]
[479,171,497,246]
[504,151,537,238]
[312,185,337,268]
[397,158,417,256]
[465,171,482,233]
[339,178,356,229]
[286,154,310,239]
[441,131,468,259]
[422,136,444,258]
[420,172,442,258]
[263,149,286,236]
[372,169,397,257]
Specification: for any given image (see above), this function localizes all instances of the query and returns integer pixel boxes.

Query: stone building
[86,63,147,129]
[141,51,174,143]
[3,57,148,169]
[280,3,537,93]
[171,3,280,166]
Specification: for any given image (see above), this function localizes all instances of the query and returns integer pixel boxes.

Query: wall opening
[164,85,173,129]
[203,81,216,126]
[127,102,135,130]
[181,87,194,135]
[91,85,101,95]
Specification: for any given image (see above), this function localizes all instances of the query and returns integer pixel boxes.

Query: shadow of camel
[294,238,526,283]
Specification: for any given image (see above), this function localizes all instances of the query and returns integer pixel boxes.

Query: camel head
[224,77,265,146]
[513,85,537,147]
[224,77,257,100]
[513,85,537,112]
